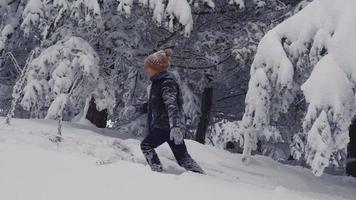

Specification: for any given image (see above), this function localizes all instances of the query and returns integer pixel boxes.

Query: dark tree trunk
[347,118,356,177]
[195,87,213,144]
[86,98,108,128]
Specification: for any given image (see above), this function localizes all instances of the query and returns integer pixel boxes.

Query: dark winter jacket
[142,71,185,131]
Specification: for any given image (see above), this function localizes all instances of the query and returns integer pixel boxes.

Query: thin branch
[4,52,21,74]
[171,64,215,70]
[7,0,18,5]
[216,92,247,102]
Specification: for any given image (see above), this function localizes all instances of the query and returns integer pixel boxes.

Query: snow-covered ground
[0,117,355,200]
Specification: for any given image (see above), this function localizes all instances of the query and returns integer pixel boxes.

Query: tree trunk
[347,118,356,177]
[86,97,108,128]
[195,87,213,144]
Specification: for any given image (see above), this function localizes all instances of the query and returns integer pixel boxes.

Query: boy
[139,49,204,174]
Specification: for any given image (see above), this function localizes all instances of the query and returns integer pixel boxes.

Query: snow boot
[141,142,164,172]
[178,155,205,174]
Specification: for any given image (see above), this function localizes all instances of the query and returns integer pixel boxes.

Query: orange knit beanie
[144,49,173,72]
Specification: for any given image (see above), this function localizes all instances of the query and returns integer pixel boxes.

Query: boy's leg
[140,128,169,172]
[167,140,205,174]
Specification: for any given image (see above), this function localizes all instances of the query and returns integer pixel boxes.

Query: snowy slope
[0,117,355,200]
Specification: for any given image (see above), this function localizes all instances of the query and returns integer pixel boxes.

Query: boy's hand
[170,127,184,145]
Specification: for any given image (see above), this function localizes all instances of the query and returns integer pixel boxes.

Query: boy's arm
[161,79,180,129]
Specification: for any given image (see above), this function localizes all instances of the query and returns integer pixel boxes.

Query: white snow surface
[0,117,355,200]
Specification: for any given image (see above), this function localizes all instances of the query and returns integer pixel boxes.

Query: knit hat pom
[145,49,173,72]
[164,48,173,57]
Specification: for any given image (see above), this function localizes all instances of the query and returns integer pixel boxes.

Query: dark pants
[140,128,204,173]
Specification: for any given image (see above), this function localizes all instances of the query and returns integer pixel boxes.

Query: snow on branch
[21,0,45,36]
[0,24,15,52]
[117,0,269,37]
[117,0,194,37]
[0,0,19,51]
[20,0,271,38]
[228,0,245,9]
[240,0,356,175]
[21,0,102,37]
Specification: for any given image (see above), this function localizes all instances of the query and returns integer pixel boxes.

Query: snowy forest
[0,0,356,199]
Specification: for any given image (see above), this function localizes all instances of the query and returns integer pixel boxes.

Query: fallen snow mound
[0,117,355,200]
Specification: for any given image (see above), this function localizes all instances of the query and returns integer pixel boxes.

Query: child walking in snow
[139,49,204,174]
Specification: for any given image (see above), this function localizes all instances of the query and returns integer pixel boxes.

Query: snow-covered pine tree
[20,36,115,122]
[239,0,356,175]
[206,2,293,153]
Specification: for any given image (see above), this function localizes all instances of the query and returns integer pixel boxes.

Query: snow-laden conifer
[240,0,356,175]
